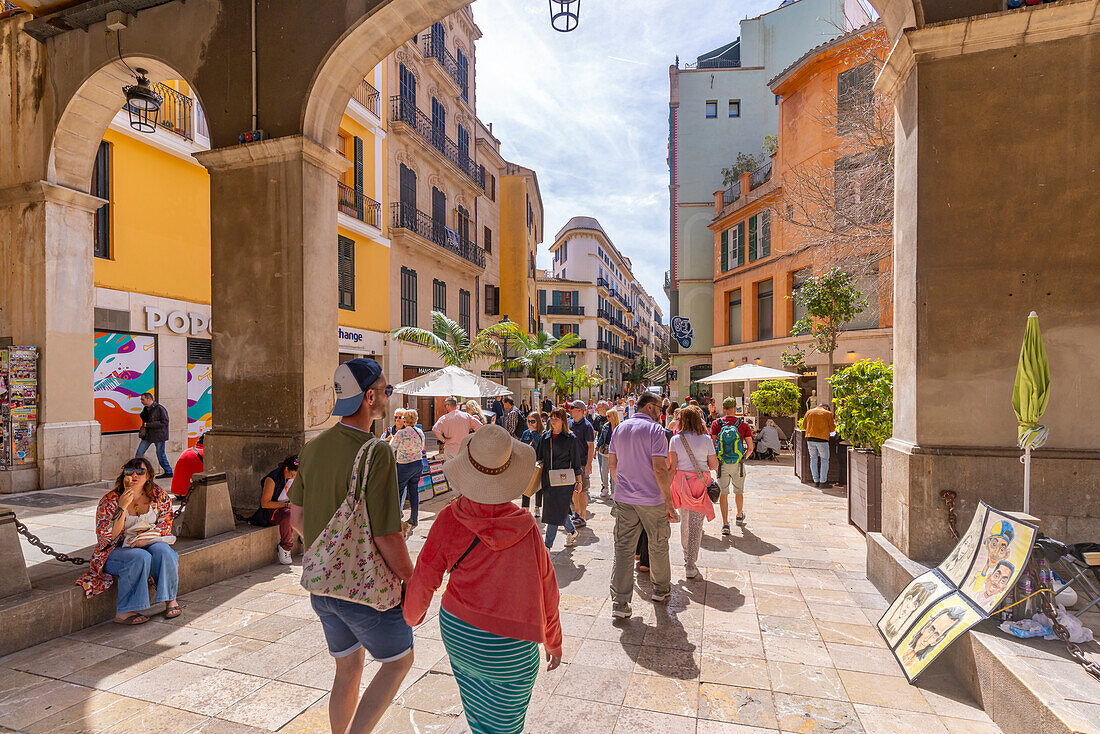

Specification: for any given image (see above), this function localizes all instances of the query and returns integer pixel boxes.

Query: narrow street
[0,461,1001,733]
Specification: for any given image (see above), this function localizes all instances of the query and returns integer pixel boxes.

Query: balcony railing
[125,82,194,140]
[390,96,485,189]
[596,277,610,289]
[750,159,773,190]
[562,339,588,349]
[390,202,485,268]
[421,33,469,100]
[546,304,584,316]
[352,80,380,118]
[338,182,381,228]
[722,179,741,205]
[597,339,611,352]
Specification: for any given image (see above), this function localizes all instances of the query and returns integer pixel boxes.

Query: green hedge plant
[829,359,893,452]
[750,379,802,417]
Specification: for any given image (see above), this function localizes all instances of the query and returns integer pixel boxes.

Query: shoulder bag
[300,437,403,610]
[682,436,721,503]
[548,434,575,487]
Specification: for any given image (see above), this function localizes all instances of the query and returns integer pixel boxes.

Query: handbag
[547,435,575,487]
[683,436,721,503]
[523,462,542,498]
[300,437,403,610]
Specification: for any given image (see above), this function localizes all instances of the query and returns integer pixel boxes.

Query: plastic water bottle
[998,586,1015,623]
[1020,570,1037,618]
[1037,558,1054,590]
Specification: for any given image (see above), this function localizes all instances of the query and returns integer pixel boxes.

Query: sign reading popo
[145,306,209,335]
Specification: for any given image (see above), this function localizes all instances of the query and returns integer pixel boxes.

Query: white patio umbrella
[391,365,513,398]
[695,364,801,415]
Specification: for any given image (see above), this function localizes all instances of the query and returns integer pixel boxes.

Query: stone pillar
[0,181,103,490]
[876,7,1100,564]
[195,136,348,509]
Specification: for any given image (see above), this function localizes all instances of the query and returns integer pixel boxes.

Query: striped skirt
[439,608,541,734]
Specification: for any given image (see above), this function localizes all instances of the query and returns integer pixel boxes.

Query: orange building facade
[708,24,893,407]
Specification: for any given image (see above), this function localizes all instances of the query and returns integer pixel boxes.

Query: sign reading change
[877,502,1037,682]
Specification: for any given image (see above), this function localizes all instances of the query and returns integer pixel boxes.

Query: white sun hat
[443,424,537,505]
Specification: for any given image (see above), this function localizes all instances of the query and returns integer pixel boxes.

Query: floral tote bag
[300,438,402,610]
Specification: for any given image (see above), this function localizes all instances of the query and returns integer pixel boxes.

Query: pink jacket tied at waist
[670,469,715,521]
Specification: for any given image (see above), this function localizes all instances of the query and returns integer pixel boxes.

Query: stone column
[195,136,348,509]
[0,181,103,491]
[876,6,1100,564]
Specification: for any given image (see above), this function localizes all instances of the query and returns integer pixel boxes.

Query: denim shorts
[310,594,414,662]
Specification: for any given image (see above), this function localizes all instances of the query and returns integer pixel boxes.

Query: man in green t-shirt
[289,358,414,734]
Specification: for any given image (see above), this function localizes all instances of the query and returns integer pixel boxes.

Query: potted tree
[749,379,801,442]
[829,359,892,534]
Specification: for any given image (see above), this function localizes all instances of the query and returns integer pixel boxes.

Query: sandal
[164,604,182,619]
[113,613,149,625]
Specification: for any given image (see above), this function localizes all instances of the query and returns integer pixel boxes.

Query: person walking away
[170,434,204,496]
[464,399,486,424]
[391,409,425,530]
[136,392,173,478]
[433,396,481,459]
[668,406,717,579]
[521,412,545,517]
[288,358,415,734]
[803,403,837,488]
[568,400,596,527]
[503,397,525,438]
[403,425,562,734]
[591,402,610,497]
[754,419,786,460]
[249,456,300,564]
[77,458,180,624]
[608,392,676,617]
[537,408,581,548]
[541,395,553,414]
[709,397,755,534]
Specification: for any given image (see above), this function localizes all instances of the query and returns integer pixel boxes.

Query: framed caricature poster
[877,502,1037,682]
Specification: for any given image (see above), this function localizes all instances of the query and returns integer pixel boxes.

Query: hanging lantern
[548,0,579,32]
[123,69,162,134]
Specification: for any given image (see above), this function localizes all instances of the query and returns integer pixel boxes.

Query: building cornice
[195,135,350,177]
[0,180,106,211]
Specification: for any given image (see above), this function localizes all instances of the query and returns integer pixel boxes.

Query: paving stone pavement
[0,460,1005,733]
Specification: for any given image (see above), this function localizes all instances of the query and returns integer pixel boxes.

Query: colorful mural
[93,332,156,434]
[187,363,213,446]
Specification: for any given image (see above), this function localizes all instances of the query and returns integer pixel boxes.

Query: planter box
[795,430,848,486]
[794,430,806,480]
[847,447,882,534]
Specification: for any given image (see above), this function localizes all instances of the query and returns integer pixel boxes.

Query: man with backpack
[709,397,755,534]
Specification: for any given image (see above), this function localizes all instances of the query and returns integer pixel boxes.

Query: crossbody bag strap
[450,536,481,573]
[346,437,379,506]
[681,436,709,483]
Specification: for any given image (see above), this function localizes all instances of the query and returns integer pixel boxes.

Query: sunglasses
[378,385,394,397]
[123,467,148,476]
[527,419,537,424]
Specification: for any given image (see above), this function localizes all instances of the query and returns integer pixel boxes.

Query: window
[757,279,773,340]
[431,97,446,148]
[459,289,471,333]
[457,124,469,163]
[489,174,496,201]
[91,141,110,259]
[728,99,740,118]
[484,284,500,316]
[705,100,718,118]
[720,229,728,272]
[399,163,417,217]
[432,278,447,314]
[748,215,758,262]
[760,209,771,257]
[724,221,745,269]
[456,205,471,244]
[338,236,355,310]
[400,267,417,327]
[791,268,811,333]
[456,47,470,101]
[837,61,874,133]
[399,63,416,105]
[728,290,742,344]
[483,226,492,253]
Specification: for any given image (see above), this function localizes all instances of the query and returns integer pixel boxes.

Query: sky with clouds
[472,0,780,314]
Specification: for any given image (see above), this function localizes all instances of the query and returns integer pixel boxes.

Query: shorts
[577,473,591,494]
[718,462,746,495]
[310,594,414,662]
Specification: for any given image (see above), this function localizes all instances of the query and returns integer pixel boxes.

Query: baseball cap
[570,400,586,409]
[332,358,383,417]
[990,520,1015,543]
[723,397,736,410]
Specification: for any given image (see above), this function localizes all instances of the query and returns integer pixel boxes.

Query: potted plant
[749,379,801,442]
[829,359,892,533]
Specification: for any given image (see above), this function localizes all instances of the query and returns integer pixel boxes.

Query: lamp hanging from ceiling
[123,70,163,133]
[548,0,579,32]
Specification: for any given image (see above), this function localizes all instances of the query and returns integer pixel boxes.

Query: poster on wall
[877,501,1037,682]
[187,363,213,446]
[93,332,157,434]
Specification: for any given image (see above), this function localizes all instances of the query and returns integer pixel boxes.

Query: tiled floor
[0,461,1005,733]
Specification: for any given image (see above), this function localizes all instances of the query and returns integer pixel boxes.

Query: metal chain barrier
[13,515,88,565]
[941,490,959,539]
[1038,582,1100,682]
[172,489,193,520]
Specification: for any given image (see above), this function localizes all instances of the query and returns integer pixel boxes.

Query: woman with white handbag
[536,407,583,549]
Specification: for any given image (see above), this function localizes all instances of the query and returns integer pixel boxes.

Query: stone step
[868,532,1100,734]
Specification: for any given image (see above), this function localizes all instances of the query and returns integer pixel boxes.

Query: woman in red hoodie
[404,425,562,734]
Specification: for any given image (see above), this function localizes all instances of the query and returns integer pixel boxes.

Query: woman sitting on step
[77,458,180,625]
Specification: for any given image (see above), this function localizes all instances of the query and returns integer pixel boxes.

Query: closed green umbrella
[1012,311,1050,513]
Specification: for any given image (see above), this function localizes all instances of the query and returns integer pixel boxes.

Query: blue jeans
[396,460,421,524]
[104,542,179,614]
[544,513,576,549]
[310,594,413,661]
[807,440,830,484]
[136,439,172,474]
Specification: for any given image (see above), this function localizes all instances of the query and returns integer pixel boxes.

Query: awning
[695,364,800,384]
[391,365,512,398]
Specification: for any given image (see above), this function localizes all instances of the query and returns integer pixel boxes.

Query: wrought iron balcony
[421,33,469,100]
[596,277,610,289]
[722,179,741,205]
[546,304,584,316]
[597,307,612,321]
[390,96,485,189]
[352,80,380,118]
[338,182,380,229]
[750,159,773,190]
[390,202,485,268]
[597,339,611,352]
[562,339,588,349]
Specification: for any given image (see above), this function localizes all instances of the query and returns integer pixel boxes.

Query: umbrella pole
[1022,445,1032,514]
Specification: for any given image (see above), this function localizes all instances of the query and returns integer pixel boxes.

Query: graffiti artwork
[187,363,213,446]
[93,332,156,434]
[670,315,694,349]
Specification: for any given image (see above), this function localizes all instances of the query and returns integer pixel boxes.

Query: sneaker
[685,566,699,579]
[612,602,633,619]
[736,513,746,527]
[277,546,293,565]
[820,482,833,489]
[564,531,579,547]
[573,517,587,527]
[156,472,173,480]
[722,524,731,536]
[651,591,671,603]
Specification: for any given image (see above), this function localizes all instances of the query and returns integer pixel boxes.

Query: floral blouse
[390,426,425,464]
[76,486,174,598]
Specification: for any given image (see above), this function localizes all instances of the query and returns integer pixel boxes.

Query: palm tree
[501,326,580,385]
[392,311,511,368]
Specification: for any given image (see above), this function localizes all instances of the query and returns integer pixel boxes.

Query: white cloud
[473,0,779,312]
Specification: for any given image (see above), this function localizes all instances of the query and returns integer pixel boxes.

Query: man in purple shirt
[608,392,675,618]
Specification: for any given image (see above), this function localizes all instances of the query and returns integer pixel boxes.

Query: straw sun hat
[443,424,537,504]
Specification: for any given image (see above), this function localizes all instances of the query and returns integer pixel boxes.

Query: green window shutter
[736,223,745,267]
[761,209,771,257]
[748,215,758,262]
[573,290,579,307]
[538,290,546,314]
[338,235,355,310]
[720,229,728,272]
